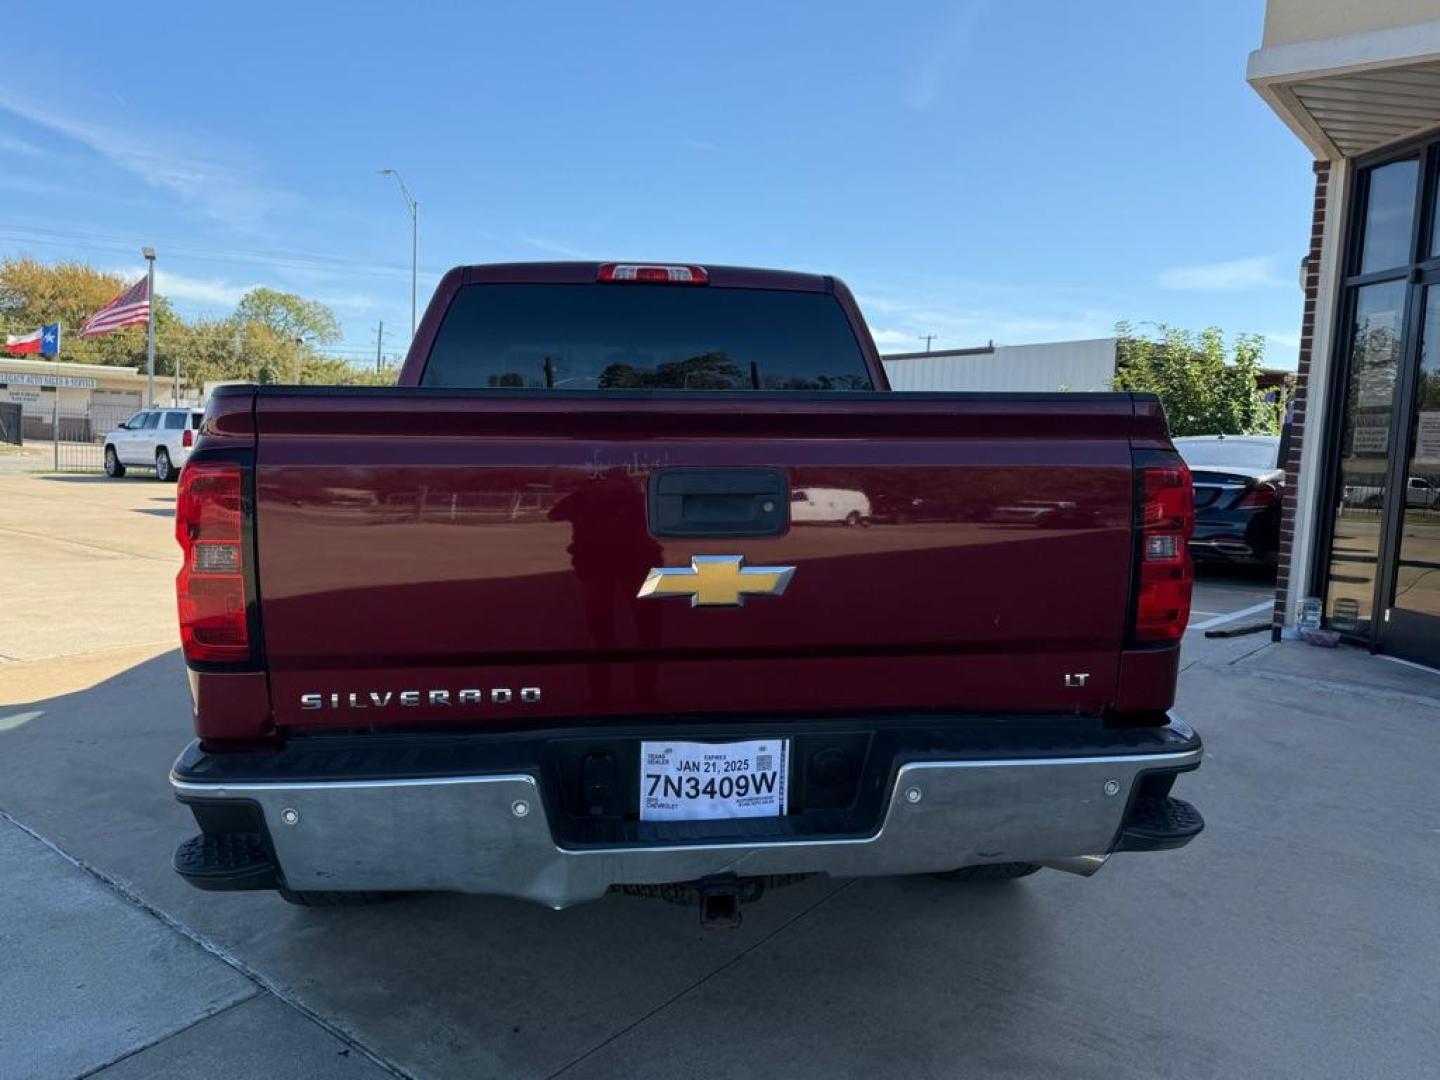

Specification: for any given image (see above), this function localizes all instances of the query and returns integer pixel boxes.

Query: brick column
[1272,160,1331,638]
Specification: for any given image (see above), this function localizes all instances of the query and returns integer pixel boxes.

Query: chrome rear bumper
[172,733,1201,909]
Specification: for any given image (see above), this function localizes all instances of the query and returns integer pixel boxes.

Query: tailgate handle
[648,468,789,538]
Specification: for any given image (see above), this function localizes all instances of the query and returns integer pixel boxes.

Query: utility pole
[142,247,156,405]
[919,333,936,354]
[379,169,419,340]
[375,320,384,373]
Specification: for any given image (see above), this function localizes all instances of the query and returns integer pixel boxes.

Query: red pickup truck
[170,262,1203,925]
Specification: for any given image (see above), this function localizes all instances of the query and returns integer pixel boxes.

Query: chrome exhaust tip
[1039,854,1109,877]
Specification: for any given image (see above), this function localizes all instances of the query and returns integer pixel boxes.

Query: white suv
[103,408,203,482]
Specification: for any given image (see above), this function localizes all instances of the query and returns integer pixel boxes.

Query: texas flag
[3,323,61,357]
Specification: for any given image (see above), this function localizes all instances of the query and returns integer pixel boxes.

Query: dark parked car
[1173,435,1283,566]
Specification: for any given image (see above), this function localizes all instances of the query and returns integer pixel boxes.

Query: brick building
[1249,0,1440,667]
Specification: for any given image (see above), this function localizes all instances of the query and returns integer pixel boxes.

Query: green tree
[233,287,341,346]
[1112,322,1282,436]
[296,354,396,385]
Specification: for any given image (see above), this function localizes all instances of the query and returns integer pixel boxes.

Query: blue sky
[0,1,1312,368]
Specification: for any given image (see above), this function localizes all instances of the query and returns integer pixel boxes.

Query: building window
[1357,159,1419,274]
[1393,288,1440,624]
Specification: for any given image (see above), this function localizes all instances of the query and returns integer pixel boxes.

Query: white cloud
[517,231,599,259]
[904,1,987,110]
[1261,330,1301,369]
[858,277,1120,355]
[683,138,718,152]
[1157,256,1285,291]
[106,264,385,320]
[0,88,280,229]
[869,328,924,349]
[157,270,253,307]
[0,174,73,198]
[309,289,387,313]
[107,267,253,308]
[0,133,41,156]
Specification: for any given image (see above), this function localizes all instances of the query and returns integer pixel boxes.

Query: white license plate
[639,739,789,822]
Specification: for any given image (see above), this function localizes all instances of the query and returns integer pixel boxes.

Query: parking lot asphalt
[2,472,1438,1079]
[1189,566,1277,635]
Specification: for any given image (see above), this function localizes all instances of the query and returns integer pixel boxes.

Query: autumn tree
[0,257,125,331]
[0,257,153,367]
[0,256,387,389]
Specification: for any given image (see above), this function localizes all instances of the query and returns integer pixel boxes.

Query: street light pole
[411,201,418,341]
[142,247,156,405]
[379,169,419,339]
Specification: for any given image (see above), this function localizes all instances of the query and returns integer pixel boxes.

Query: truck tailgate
[253,390,1140,729]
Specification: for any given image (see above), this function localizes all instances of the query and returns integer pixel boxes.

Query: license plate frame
[639,738,789,822]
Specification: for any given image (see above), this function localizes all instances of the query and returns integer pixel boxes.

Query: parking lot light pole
[379,169,418,340]
[142,247,156,406]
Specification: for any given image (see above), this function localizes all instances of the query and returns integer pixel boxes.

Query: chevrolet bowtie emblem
[637,555,796,607]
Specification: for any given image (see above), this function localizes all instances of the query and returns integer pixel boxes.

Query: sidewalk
[0,443,49,475]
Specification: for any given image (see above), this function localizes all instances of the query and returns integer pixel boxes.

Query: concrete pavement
[0,816,255,1079]
[2,472,1438,1079]
[0,474,176,703]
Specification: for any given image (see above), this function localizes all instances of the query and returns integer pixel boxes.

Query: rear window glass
[421,284,873,391]
[163,412,185,429]
[1174,437,1279,470]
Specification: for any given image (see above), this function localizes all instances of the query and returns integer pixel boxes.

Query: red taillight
[1133,464,1194,643]
[1235,482,1277,509]
[175,462,249,664]
[597,263,708,285]
[182,428,194,448]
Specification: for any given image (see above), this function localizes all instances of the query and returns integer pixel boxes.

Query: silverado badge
[637,555,795,607]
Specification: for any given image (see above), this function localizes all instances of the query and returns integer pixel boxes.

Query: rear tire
[931,862,1042,883]
[155,447,175,482]
[104,446,125,478]
[276,888,396,907]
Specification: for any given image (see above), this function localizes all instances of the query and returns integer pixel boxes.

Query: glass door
[1380,279,1440,665]
[1324,282,1409,635]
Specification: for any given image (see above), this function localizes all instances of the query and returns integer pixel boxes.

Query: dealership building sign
[1,372,98,389]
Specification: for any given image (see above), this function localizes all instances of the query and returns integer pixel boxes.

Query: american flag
[79,276,151,337]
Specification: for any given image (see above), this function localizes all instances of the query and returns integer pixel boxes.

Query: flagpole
[48,325,59,469]
[142,247,156,406]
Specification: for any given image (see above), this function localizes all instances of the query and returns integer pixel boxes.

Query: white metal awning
[1249,20,1440,158]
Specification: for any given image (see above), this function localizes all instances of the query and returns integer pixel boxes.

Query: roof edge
[1247,18,1440,84]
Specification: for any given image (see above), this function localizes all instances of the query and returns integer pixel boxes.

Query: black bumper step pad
[173,832,279,891]
[1116,796,1205,852]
